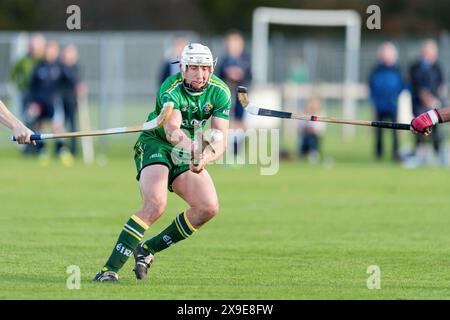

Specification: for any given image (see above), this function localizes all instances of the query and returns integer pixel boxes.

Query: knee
[199,201,220,222]
[139,199,167,222]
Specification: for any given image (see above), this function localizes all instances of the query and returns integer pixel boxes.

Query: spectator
[61,44,84,156]
[409,39,444,161]
[159,37,188,85]
[28,41,76,164]
[369,42,404,161]
[8,33,46,117]
[217,30,252,157]
[297,97,326,163]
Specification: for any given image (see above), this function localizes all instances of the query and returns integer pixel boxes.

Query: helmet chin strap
[183,81,206,93]
[182,71,212,94]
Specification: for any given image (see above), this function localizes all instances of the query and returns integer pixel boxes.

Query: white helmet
[180,43,216,72]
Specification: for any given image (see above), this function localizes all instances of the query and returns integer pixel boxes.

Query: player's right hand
[13,124,36,145]
[410,109,440,136]
[190,158,206,173]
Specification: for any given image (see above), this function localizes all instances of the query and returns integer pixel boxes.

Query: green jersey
[134,73,230,188]
[139,72,231,143]
[8,56,42,93]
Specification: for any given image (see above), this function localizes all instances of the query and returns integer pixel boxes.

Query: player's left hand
[13,124,36,145]
[410,109,439,136]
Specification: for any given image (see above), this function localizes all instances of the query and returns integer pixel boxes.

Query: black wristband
[435,109,443,123]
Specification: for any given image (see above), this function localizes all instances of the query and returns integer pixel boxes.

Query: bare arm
[203,116,229,164]
[163,103,229,171]
[163,108,193,152]
[0,100,35,144]
[0,100,21,130]
[437,106,450,123]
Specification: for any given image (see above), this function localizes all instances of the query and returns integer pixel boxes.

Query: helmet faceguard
[180,43,217,94]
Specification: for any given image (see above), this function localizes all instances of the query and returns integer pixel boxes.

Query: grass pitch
[1,124,450,300]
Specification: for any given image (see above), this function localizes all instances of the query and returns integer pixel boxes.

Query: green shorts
[134,138,190,192]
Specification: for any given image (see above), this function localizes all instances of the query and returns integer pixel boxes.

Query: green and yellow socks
[143,212,197,255]
[102,215,149,273]
[102,212,197,273]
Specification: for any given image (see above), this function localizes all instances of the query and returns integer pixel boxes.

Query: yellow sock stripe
[176,215,191,238]
[174,217,188,239]
[183,212,197,233]
[123,227,142,241]
[131,215,149,230]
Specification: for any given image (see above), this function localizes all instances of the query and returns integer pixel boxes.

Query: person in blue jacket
[369,42,404,161]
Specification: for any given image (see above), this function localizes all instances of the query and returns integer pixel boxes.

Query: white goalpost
[251,7,361,138]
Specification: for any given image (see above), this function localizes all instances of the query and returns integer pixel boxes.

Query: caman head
[237,86,250,108]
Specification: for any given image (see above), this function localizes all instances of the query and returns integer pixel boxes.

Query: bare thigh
[135,164,169,225]
[172,169,219,228]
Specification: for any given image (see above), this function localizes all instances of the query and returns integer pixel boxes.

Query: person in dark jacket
[28,41,76,158]
[409,39,444,156]
[61,44,83,156]
[217,30,252,157]
[369,42,404,161]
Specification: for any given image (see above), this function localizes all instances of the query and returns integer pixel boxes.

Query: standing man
[61,44,83,157]
[369,42,404,161]
[28,41,63,127]
[93,43,230,282]
[218,30,251,157]
[0,99,35,144]
[409,39,444,159]
[28,41,76,158]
